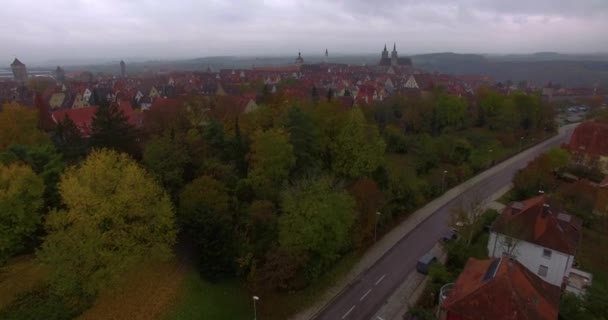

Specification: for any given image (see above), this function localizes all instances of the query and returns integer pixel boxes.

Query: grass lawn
[165,272,251,320]
[0,255,46,311]
[79,261,187,320]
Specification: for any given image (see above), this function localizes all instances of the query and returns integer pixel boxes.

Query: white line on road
[377,317,386,320]
[375,274,386,286]
[342,305,356,319]
[360,288,372,301]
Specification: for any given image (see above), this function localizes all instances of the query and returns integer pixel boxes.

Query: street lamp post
[253,296,259,320]
[374,211,381,242]
[441,170,448,192]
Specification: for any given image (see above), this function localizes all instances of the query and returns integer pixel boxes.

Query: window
[538,265,548,277]
[543,249,552,259]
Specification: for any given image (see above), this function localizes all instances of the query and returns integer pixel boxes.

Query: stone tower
[55,66,65,83]
[120,60,126,78]
[381,44,389,60]
[10,58,27,83]
[391,43,399,66]
[325,48,328,63]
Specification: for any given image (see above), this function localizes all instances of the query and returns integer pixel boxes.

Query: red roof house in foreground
[441,257,560,320]
[567,120,608,173]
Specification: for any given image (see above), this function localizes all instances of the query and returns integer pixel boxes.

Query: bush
[0,286,89,320]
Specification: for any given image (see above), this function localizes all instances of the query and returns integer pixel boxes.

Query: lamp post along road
[441,170,448,192]
[253,296,259,320]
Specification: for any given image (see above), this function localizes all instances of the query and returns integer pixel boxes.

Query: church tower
[295,51,304,67]
[391,43,399,66]
[10,58,27,83]
[381,44,389,60]
[120,60,126,78]
[324,48,328,63]
[55,66,65,83]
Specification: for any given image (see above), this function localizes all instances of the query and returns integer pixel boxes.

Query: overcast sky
[2,0,608,65]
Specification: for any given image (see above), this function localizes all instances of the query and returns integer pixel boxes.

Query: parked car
[442,229,458,242]
[416,252,437,275]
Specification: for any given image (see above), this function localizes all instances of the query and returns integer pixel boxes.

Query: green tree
[0,103,49,151]
[331,108,386,179]
[0,163,44,264]
[433,93,467,133]
[143,130,191,197]
[278,177,356,278]
[0,144,65,209]
[248,128,295,198]
[38,149,176,297]
[90,103,138,155]
[286,106,322,176]
[51,115,88,163]
[179,175,235,278]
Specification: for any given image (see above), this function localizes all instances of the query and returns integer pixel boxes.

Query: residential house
[567,120,608,174]
[487,195,589,294]
[441,257,561,320]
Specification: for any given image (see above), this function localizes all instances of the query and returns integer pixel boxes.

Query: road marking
[375,274,386,286]
[342,305,356,319]
[377,317,386,320]
[360,288,372,301]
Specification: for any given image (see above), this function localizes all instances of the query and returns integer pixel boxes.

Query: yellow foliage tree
[0,103,49,151]
[38,149,176,297]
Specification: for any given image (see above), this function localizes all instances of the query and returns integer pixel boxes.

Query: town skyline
[3,0,608,64]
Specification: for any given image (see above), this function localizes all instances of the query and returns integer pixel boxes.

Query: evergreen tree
[326,88,334,102]
[52,116,87,163]
[90,103,138,156]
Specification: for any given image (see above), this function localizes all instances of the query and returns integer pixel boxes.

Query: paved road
[314,125,576,320]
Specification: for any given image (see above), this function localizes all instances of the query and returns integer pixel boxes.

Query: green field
[166,272,252,320]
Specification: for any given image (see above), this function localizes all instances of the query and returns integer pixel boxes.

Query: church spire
[393,43,396,52]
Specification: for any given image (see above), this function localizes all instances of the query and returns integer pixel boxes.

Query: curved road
[313,124,577,320]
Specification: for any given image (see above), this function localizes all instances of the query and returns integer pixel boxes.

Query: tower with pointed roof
[120,60,126,78]
[10,58,27,83]
[381,44,389,60]
[391,43,399,66]
[295,51,304,67]
[324,48,328,63]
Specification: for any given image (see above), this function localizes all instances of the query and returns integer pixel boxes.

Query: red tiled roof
[493,195,581,255]
[443,257,560,320]
[568,121,608,156]
[50,101,137,137]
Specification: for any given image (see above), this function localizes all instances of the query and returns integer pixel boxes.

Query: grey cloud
[1,0,608,65]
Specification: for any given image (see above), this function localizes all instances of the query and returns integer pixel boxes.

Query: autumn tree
[0,103,49,151]
[143,130,191,197]
[331,107,385,179]
[38,149,176,297]
[90,103,138,155]
[278,177,356,279]
[179,175,235,278]
[512,148,570,199]
[0,144,65,209]
[0,163,44,264]
[248,128,295,198]
[347,178,385,246]
[449,198,486,246]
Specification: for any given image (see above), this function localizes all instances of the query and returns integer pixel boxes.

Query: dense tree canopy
[248,128,296,198]
[38,149,176,297]
[0,163,44,264]
[90,104,138,156]
[143,130,191,197]
[179,175,235,278]
[278,177,356,278]
[0,103,49,151]
[331,108,386,179]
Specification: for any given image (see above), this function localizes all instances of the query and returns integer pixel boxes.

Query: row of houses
[439,121,608,319]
